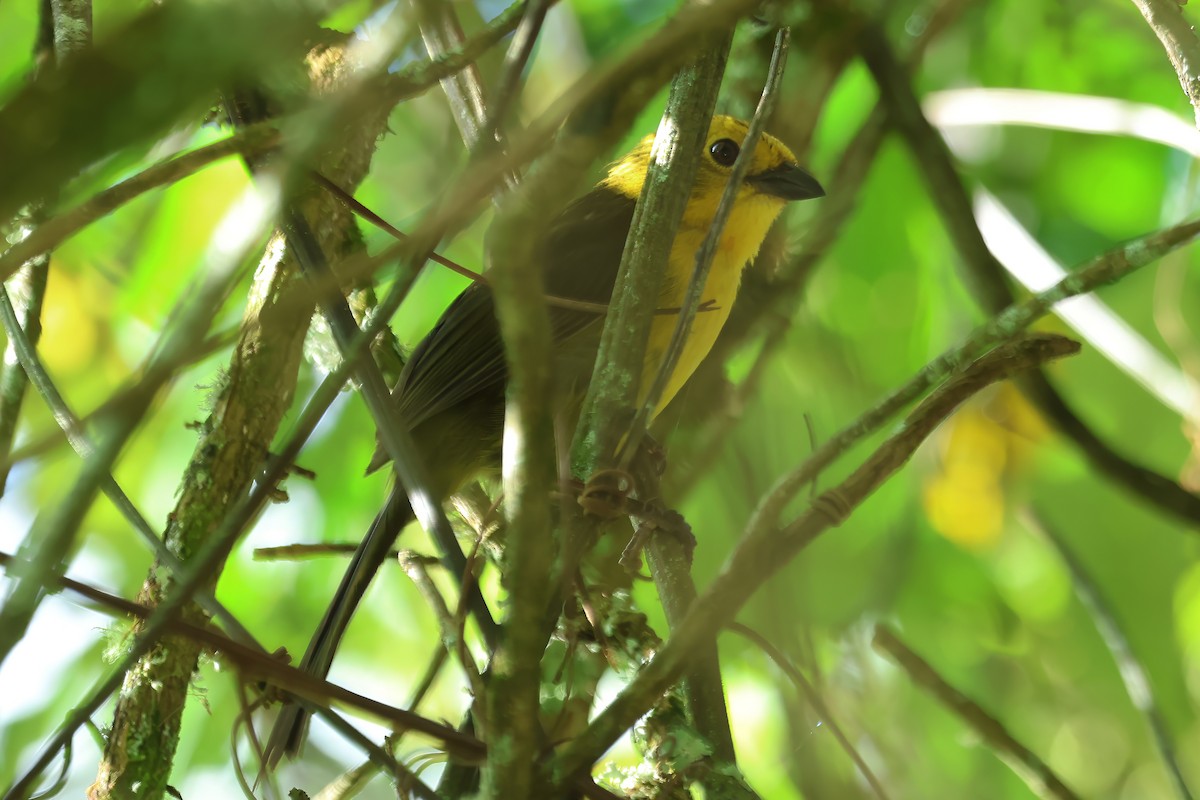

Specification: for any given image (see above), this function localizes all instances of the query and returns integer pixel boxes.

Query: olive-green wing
[396,186,637,430]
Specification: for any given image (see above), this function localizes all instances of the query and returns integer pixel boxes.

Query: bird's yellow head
[597,116,824,412]
[602,115,824,223]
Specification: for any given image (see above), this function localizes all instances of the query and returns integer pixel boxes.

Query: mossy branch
[550,333,1082,787]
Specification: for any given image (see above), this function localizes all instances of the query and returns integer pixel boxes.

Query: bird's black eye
[709,138,739,167]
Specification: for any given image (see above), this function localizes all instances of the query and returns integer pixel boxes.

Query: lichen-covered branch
[571,29,734,466]
[549,334,1081,787]
[88,41,392,800]
[751,215,1200,534]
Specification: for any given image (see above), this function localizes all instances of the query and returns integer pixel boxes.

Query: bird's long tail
[264,484,414,766]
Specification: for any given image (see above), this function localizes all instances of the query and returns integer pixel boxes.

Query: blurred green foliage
[1,0,1199,798]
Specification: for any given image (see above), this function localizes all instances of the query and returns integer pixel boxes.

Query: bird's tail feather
[263,484,414,766]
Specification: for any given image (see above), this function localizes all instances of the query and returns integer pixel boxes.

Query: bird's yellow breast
[640,191,786,412]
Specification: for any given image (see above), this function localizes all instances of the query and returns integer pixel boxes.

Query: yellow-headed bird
[268,115,823,760]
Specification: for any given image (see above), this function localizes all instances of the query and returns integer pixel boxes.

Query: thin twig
[382,0,528,108]
[0,550,486,760]
[398,550,488,731]
[231,687,273,800]
[0,124,278,283]
[483,0,551,144]
[872,624,1082,800]
[287,647,452,796]
[1024,510,1195,800]
[255,82,501,756]
[312,171,611,315]
[1130,0,1200,129]
[0,255,48,494]
[0,283,260,644]
[0,0,85,493]
[253,542,401,561]
[261,275,496,764]
[0,200,255,668]
[281,219,495,613]
[727,622,892,800]
[318,168,723,319]
[411,0,491,150]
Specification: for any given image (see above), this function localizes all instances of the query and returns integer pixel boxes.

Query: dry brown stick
[548,334,1081,787]
[311,171,610,314]
[0,548,606,800]
[872,625,1082,800]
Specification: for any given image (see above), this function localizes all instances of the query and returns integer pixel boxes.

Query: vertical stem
[0,256,48,494]
[572,23,733,470]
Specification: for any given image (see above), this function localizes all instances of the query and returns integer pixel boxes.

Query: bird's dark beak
[747,163,825,201]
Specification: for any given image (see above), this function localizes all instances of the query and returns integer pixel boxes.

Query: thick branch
[481,122,566,800]
[482,21,717,791]
[626,31,792,800]
[752,217,1200,533]
[86,43,392,800]
[549,334,1080,785]
[572,26,733,466]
